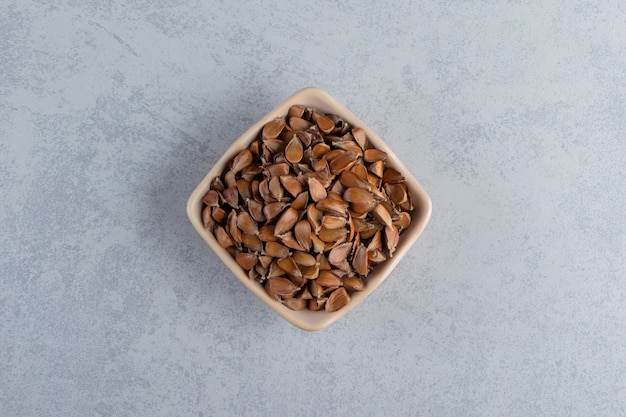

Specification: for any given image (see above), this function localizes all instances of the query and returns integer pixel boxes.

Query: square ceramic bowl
[187,87,431,331]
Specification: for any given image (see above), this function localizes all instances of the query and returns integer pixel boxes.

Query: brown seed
[258,178,272,202]
[311,158,329,173]
[263,138,285,155]
[266,241,290,258]
[290,191,309,211]
[263,201,288,221]
[268,260,286,278]
[268,277,299,298]
[307,177,327,202]
[339,170,370,190]
[237,211,258,235]
[211,206,228,223]
[202,189,221,207]
[300,265,320,280]
[383,167,405,184]
[236,179,251,201]
[265,163,291,177]
[274,207,299,236]
[287,104,306,118]
[367,230,383,251]
[368,160,385,178]
[322,215,347,229]
[316,197,348,217]
[333,139,363,156]
[313,112,335,133]
[223,186,239,209]
[350,163,369,180]
[283,297,307,311]
[289,116,312,131]
[280,175,303,197]
[210,176,225,192]
[269,175,284,201]
[368,249,387,263]
[326,287,350,312]
[343,187,377,213]
[285,136,304,163]
[214,225,234,248]
[352,244,369,276]
[329,151,358,175]
[312,143,331,158]
[343,276,365,292]
[277,256,302,279]
[264,281,282,302]
[228,211,242,244]
[280,232,306,252]
[385,183,408,205]
[309,279,324,298]
[294,220,312,252]
[241,163,264,182]
[328,242,352,266]
[316,270,342,288]
[258,225,278,242]
[318,227,347,243]
[262,118,286,140]
[351,128,367,150]
[236,252,258,270]
[363,148,388,163]
[242,233,263,253]
[246,199,265,223]
[394,211,411,230]
[259,255,273,269]
[310,234,326,253]
[231,149,253,173]
[324,149,344,161]
[371,203,393,228]
[384,225,400,257]
[292,251,317,266]
[202,206,214,229]
[306,203,323,233]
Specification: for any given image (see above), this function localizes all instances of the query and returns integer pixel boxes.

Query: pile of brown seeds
[201,105,413,312]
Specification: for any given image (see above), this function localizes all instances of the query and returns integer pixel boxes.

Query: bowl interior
[187,87,432,331]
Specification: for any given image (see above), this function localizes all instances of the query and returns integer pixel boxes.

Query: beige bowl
[187,87,432,331]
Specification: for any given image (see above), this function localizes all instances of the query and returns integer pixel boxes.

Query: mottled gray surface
[1,1,625,416]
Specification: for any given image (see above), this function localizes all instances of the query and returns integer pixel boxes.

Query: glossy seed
[326,287,350,312]
[277,256,302,279]
[343,187,377,213]
[289,116,312,131]
[294,220,312,252]
[263,201,288,221]
[214,225,234,248]
[231,149,253,173]
[352,244,369,275]
[316,270,342,288]
[266,241,290,258]
[236,252,258,270]
[258,225,278,242]
[274,207,299,236]
[339,170,370,190]
[223,186,239,209]
[308,176,327,202]
[285,136,304,163]
[328,242,352,266]
[351,128,367,150]
[343,276,364,292]
[372,203,393,228]
[279,232,306,252]
[363,149,388,163]
[237,211,258,235]
[283,297,307,311]
[329,151,358,175]
[322,215,347,229]
[292,251,317,267]
[287,104,306,118]
[242,233,263,253]
[262,118,286,140]
[246,199,265,222]
[202,206,214,229]
[280,175,303,197]
[313,112,335,133]
[290,191,309,211]
[202,190,221,207]
[268,277,299,298]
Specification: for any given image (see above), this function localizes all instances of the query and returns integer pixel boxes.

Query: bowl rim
[187,87,432,331]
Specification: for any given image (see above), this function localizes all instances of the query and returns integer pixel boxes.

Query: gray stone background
[1,1,625,416]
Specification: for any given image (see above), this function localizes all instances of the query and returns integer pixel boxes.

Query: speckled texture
[1,1,625,416]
